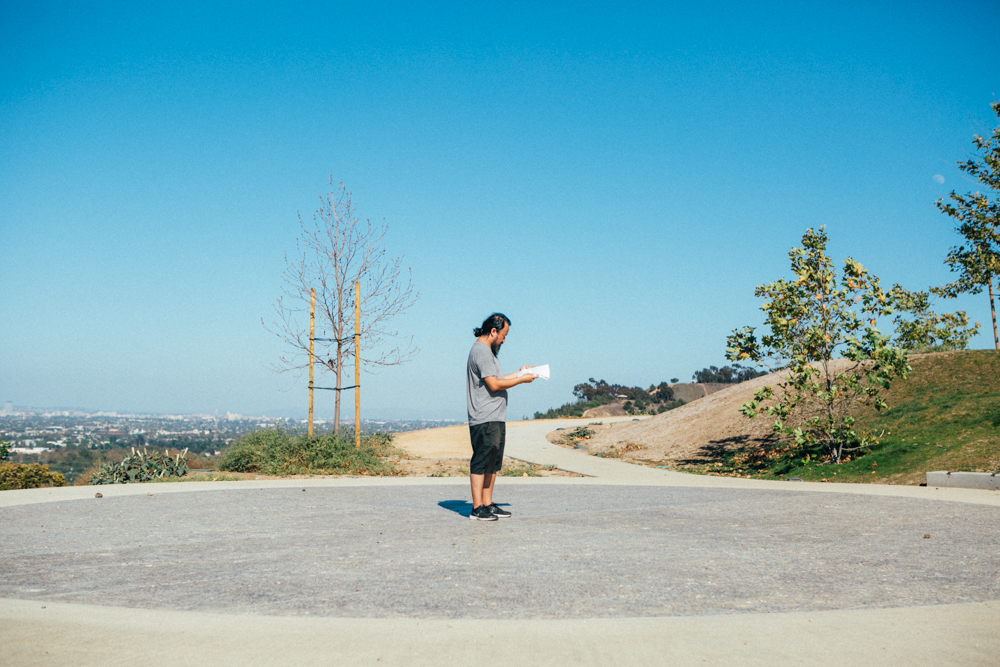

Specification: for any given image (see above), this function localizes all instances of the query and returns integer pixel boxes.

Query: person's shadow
[438,500,473,517]
[438,500,511,517]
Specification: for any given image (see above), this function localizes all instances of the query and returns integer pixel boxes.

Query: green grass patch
[499,461,558,477]
[680,351,1000,485]
[154,472,246,483]
[217,429,402,476]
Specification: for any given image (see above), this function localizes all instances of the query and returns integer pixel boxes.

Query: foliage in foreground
[218,428,400,476]
[0,462,67,490]
[683,351,1000,484]
[727,226,977,463]
[7,436,220,485]
[90,448,190,484]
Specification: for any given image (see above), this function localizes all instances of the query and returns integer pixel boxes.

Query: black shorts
[469,422,505,475]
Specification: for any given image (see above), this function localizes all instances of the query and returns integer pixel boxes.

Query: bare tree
[264,177,418,433]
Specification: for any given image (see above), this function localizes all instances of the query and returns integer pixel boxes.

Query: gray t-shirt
[466,341,507,425]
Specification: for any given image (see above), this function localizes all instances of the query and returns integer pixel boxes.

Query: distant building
[1,402,12,416]
[12,447,50,454]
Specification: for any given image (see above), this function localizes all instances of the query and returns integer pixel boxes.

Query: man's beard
[491,341,502,356]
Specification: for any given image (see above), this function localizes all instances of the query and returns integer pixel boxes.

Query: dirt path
[390,421,582,477]
[391,424,471,458]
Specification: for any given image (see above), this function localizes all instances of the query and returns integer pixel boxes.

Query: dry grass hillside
[580,383,731,418]
[584,358,856,466]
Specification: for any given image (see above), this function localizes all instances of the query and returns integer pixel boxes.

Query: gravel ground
[2,484,998,620]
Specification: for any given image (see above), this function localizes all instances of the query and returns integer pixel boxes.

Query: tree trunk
[990,275,998,351]
[333,341,343,435]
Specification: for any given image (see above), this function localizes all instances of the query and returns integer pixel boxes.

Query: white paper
[517,364,550,380]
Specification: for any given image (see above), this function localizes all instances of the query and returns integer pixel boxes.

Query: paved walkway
[2,419,998,666]
[505,418,1000,504]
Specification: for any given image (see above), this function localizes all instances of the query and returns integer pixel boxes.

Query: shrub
[657,399,686,413]
[0,462,67,490]
[692,364,767,384]
[90,448,189,485]
[218,428,400,476]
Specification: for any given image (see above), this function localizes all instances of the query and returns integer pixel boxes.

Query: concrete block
[926,471,1000,490]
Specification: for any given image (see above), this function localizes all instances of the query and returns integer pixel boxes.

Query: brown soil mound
[582,403,628,418]
[585,361,856,465]
[668,382,732,403]
[393,424,471,458]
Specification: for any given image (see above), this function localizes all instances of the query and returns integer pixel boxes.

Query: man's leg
[481,472,495,508]
[469,423,488,509]
[470,473,485,508]
[483,422,504,509]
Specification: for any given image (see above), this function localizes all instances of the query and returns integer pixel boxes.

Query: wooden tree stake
[354,281,361,448]
[309,288,315,437]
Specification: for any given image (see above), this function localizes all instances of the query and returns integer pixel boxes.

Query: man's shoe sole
[469,511,498,521]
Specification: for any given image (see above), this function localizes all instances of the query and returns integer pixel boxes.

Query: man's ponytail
[473,313,511,337]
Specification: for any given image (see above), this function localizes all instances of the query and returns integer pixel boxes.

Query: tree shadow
[673,434,776,465]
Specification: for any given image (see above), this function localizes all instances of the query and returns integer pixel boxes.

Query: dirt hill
[583,351,1000,483]
[579,383,733,418]
[583,359,853,464]
[667,382,733,403]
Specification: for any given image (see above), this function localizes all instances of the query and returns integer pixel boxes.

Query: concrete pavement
[1,418,998,666]
[3,597,997,667]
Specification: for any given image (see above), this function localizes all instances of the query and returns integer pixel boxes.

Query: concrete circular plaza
[3,484,999,618]
[2,421,999,666]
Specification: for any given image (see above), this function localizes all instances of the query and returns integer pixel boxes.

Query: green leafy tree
[933,101,1000,350]
[692,364,767,384]
[726,227,977,463]
[0,440,10,460]
[652,382,674,401]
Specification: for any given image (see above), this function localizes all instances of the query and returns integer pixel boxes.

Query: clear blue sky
[2,0,999,420]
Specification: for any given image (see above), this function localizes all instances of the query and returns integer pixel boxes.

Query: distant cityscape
[0,401,462,455]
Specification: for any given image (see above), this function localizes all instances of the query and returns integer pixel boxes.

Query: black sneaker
[469,505,498,521]
[487,503,511,518]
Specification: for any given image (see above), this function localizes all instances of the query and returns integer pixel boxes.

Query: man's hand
[485,370,538,392]
[518,365,537,383]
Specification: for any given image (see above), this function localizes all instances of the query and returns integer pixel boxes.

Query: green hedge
[218,429,398,476]
[0,462,67,490]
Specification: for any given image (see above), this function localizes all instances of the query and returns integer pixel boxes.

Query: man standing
[466,312,536,521]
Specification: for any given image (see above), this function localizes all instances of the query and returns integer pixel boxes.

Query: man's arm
[484,366,536,392]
